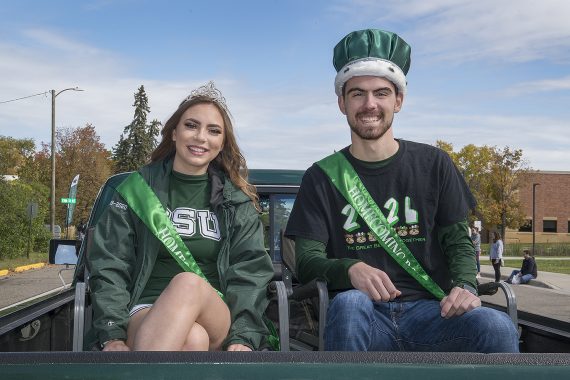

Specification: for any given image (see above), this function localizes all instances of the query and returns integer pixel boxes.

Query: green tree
[0,136,35,176]
[0,178,50,259]
[113,85,161,172]
[437,141,529,238]
[34,125,113,228]
[488,147,529,239]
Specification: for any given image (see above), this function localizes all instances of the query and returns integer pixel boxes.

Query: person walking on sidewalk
[489,231,503,282]
[507,249,538,284]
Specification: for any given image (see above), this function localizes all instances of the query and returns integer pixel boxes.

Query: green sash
[116,172,224,299]
[317,152,446,300]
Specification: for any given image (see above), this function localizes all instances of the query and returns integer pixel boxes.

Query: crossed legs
[127,272,230,351]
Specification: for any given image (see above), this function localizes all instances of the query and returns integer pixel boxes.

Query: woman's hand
[102,340,130,351]
[226,343,252,351]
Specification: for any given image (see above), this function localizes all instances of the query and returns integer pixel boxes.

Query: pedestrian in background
[489,231,503,282]
[507,249,538,284]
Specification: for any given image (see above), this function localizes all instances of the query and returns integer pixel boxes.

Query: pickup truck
[1,169,569,379]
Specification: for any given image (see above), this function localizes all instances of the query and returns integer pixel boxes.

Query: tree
[0,136,35,176]
[0,178,50,259]
[488,147,529,239]
[113,85,161,173]
[437,141,529,238]
[34,125,113,228]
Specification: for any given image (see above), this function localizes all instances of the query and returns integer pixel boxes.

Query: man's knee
[329,290,372,313]
[466,307,519,353]
[326,290,374,332]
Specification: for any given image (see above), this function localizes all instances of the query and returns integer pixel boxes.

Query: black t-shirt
[286,140,476,300]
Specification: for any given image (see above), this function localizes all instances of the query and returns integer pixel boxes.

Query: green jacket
[85,158,274,350]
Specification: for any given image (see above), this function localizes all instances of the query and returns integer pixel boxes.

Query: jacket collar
[139,158,248,210]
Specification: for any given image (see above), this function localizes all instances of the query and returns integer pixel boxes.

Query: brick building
[506,171,570,244]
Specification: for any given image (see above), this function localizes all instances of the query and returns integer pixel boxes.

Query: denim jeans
[324,290,519,353]
[507,270,535,284]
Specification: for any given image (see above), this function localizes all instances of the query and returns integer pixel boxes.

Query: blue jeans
[324,290,519,353]
[507,270,535,284]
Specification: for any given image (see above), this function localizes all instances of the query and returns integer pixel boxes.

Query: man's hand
[226,343,252,351]
[102,340,130,351]
[440,286,481,318]
[348,262,401,302]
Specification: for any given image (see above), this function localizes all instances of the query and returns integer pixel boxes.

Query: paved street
[0,265,75,310]
[479,264,570,324]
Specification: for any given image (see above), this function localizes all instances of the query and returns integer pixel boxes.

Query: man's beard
[348,111,393,140]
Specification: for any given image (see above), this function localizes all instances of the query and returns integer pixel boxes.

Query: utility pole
[50,87,83,235]
[532,183,540,255]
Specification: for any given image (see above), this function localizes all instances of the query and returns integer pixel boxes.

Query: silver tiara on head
[180,81,229,112]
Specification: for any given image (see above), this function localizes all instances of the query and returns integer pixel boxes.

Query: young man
[285,29,519,352]
[507,249,538,284]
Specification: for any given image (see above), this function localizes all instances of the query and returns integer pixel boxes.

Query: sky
[1,0,569,171]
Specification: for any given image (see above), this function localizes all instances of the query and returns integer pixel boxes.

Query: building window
[519,220,532,232]
[543,220,557,233]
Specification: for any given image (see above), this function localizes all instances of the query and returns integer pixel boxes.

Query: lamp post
[532,183,540,256]
[50,87,83,236]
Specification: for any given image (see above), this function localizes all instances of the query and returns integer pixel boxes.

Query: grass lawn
[503,259,570,275]
[0,252,49,271]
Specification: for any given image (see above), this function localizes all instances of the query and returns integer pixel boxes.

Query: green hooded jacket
[84,158,274,350]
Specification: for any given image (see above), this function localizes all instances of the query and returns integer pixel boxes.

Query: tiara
[180,81,229,112]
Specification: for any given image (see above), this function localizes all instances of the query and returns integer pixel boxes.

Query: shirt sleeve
[89,192,137,346]
[435,152,477,227]
[222,202,274,350]
[438,220,477,290]
[295,237,360,290]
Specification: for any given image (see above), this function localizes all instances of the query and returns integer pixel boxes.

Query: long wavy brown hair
[150,95,259,209]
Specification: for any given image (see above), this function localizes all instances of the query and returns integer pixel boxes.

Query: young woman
[87,82,274,351]
[489,231,504,282]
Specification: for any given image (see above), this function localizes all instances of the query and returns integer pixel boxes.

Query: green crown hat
[333,29,411,96]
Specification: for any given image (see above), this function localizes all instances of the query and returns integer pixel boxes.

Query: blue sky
[1,0,569,171]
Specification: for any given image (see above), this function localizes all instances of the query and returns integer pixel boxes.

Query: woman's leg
[492,260,501,282]
[129,272,230,351]
[127,310,210,350]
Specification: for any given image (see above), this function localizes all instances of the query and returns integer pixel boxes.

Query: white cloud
[504,76,570,95]
[330,0,570,64]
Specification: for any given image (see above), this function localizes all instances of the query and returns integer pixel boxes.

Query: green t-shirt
[138,171,222,304]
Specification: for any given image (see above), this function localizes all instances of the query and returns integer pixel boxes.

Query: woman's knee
[182,323,210,351]
[166,272,210,298]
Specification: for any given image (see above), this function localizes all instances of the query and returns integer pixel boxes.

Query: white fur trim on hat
[334,57,407,96]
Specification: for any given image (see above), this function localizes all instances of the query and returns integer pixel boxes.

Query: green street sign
[61,198,76,204]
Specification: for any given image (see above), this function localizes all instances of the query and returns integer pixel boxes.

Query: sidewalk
[479,264,570,293]
[0,263,46,277]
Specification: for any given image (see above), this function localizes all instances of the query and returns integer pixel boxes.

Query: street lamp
[532,183,540,256]
[50,87,83,236]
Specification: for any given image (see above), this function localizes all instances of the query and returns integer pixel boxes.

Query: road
[0,265,75,310]
[480,283,570,324]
